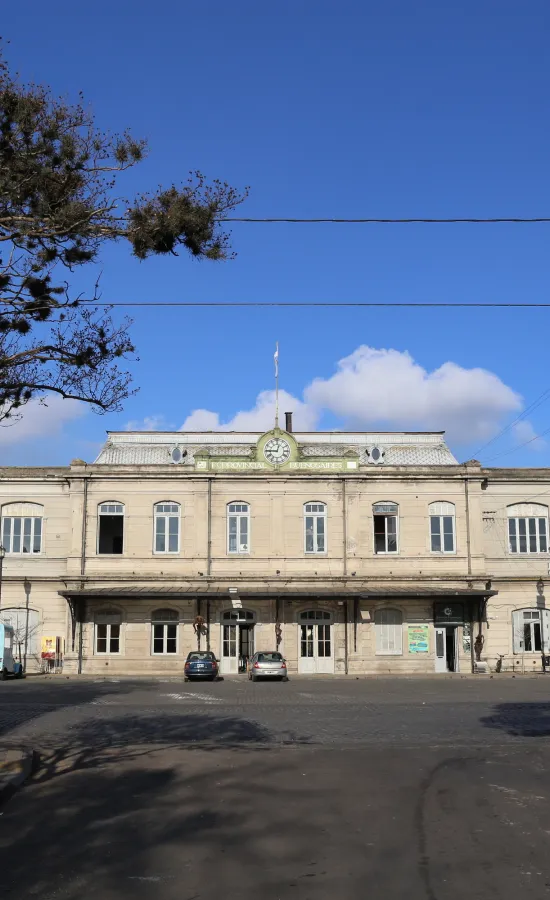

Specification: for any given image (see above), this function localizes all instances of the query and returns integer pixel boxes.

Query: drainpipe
[342,479,347,577]
[78,598,85,675]
[464,476,472,576]
[344,599,349,675]
[206,478,213,577]
[206,598,211,651]
[80,477,88,578]
[197,597,202,650]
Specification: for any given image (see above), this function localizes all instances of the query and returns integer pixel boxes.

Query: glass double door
[221,623,255,674]
[299,622,334,674]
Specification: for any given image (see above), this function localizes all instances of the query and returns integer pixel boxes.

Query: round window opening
[371,447,381,461]
[171,448,182,463]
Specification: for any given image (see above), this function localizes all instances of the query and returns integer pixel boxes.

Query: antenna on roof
[274,342,279,428]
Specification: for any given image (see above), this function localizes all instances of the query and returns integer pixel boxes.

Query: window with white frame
[373,502,398,554]
[151,608,178,654]
[1,502,43,554]
[98,502,124,554]
[375,608,403,655]
[429,501,456,553]
[304,502,326,553]
[95,610,121,654]
[227,502,250,553]
[154,502,180,553]
[507,503,549,554]
[512,608,550,653]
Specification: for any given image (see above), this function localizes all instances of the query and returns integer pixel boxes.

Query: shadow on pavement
[481,702,550,737]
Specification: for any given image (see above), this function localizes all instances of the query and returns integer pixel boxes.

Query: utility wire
[485,425,550,463]
[221,216,550,224]
[44,300,550,308]
[474,388,550,457]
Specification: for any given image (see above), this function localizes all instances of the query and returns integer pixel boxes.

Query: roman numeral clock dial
[263,437,291,465]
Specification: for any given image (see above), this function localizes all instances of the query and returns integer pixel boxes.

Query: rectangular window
[223,625,237,657]
[95,622,120,654]
[374,515,398,553]
[1,517,42,554]
[509,517,548,554]
[300,624,314,657]
[430,515,455,553]
[152,623,177,654]
[98,505,124,554]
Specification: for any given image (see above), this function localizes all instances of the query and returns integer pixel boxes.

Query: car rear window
[257,652,283,662]
[187,652,215,660]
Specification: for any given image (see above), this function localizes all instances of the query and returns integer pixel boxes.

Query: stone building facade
[0,423,548,676]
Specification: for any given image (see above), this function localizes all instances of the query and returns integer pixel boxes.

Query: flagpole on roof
[274,342,279,428]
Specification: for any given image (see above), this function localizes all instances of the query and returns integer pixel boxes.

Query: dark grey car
[248,651,288,682]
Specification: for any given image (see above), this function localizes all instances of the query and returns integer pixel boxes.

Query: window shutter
[512,610,523,653]
[542,609,550,653]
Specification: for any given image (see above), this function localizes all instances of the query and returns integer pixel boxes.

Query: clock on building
[264,437,291,465]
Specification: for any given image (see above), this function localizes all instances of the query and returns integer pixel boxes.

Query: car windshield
[187,652,214,660]
[256,652,283,662]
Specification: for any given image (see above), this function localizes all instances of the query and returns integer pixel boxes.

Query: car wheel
[184,677,189,683]
[282,676,289,682]
[251,674,257,683]
[1,668,7,681]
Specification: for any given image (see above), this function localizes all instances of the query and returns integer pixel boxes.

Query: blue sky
[2,0,550,466]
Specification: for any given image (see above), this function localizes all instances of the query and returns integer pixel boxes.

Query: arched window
[373,502,398,554]
[375,608,403,655]
[304,502,327,553]
[222,609,255,622]
[429,501,456,553]
[227,502,250,554]
[94,608,121,654]
[1,502,43,554]
[154,502,180,554]
[507,503,548,554]
[97,502,124,555]
[151,608,179,655]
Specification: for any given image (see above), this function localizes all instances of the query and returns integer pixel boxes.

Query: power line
[64,301,550,308]
[221,216,550,224]
[474,388,550,457]
[485,425,550,463]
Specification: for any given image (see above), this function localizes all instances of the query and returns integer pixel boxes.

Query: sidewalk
[0,747,37,804]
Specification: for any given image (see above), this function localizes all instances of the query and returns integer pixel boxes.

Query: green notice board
[408,625,429,653]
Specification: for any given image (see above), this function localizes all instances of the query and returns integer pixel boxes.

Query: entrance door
[298,610,334,674]
[435,627,447,672]
[220,610,255,675]
[435,626,459,673]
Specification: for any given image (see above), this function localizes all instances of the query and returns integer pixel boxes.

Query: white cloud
[0,396,85,447]
[512,420,547,451]
[181,390,319,432]
[304,346,522,442]
[125,414,172,431]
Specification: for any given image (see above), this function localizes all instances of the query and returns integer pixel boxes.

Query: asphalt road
[1,676,550,899]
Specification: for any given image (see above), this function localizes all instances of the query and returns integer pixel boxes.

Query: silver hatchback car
[248,651,288,682]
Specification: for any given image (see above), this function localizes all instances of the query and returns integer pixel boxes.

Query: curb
[0,749,39,805]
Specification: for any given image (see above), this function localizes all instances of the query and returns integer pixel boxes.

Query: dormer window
[367,446,386,465]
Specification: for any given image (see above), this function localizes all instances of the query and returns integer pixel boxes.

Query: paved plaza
[1,676,550,899]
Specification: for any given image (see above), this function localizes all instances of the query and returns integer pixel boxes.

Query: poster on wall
[408,625,429,653]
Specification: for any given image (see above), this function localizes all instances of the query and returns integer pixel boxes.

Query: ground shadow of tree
[0,712,333,900]
[480,702,550,737]
[0,680,139,742]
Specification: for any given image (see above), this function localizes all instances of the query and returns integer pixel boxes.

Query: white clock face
[264,437,291,465]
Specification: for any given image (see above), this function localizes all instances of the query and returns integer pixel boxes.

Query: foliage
[0,50,247,421]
